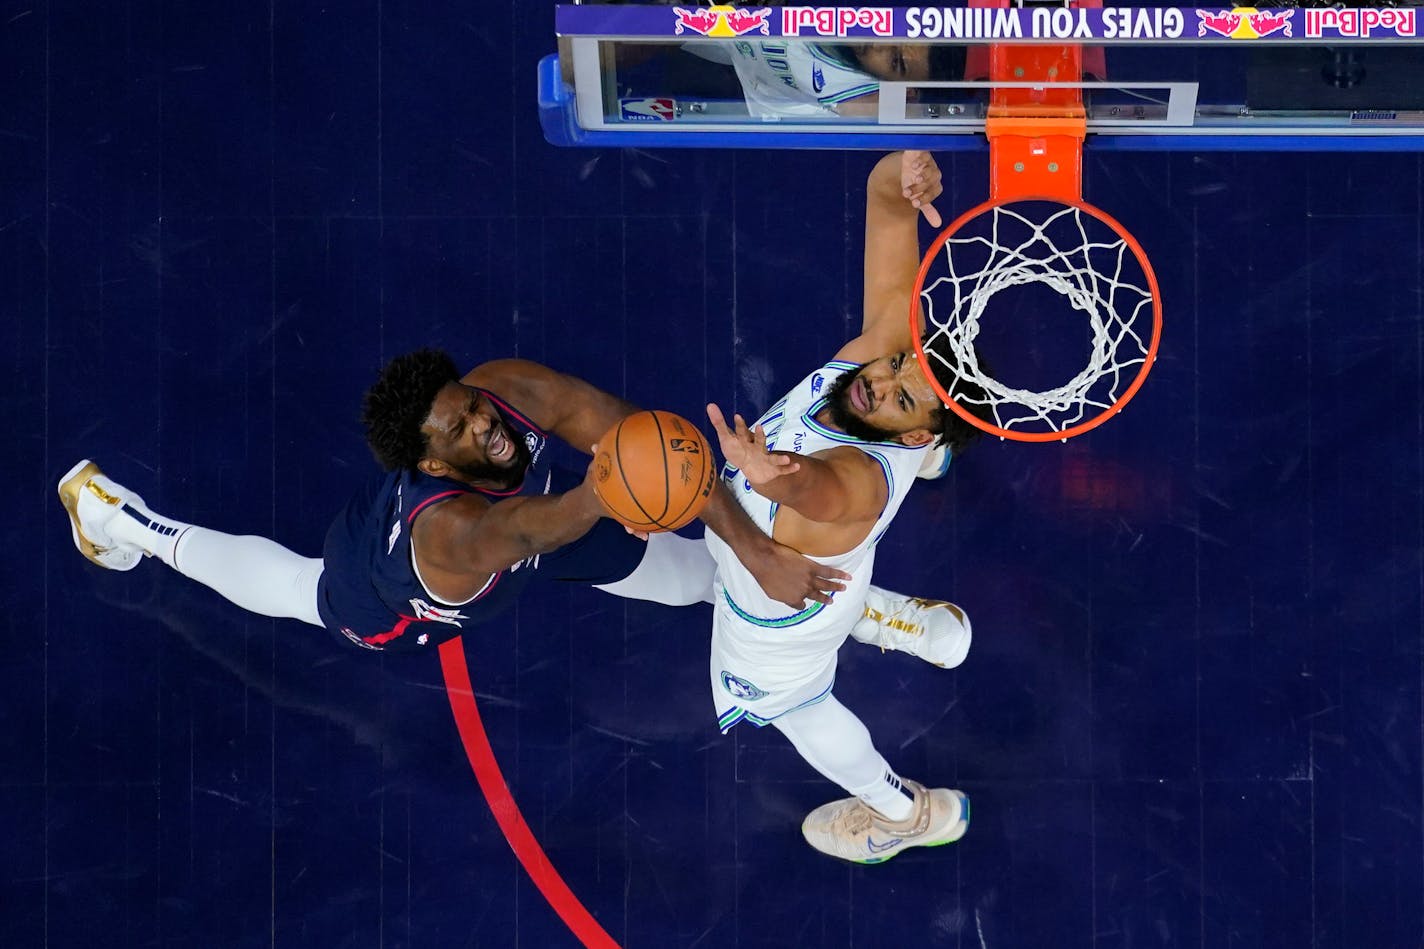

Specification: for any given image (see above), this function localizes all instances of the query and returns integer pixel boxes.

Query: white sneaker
[801,780,969,864]
[850,585,972,669]
[915,442,950,480]
[57,460,147,571]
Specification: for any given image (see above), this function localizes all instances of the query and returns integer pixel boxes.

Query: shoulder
[832,335,884,365]
[808,443,885,475]
[464,360,564,427]
[410,491,492,560]
[464,358,543,395]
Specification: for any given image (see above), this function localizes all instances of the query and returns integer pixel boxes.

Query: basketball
[592,410,716,532]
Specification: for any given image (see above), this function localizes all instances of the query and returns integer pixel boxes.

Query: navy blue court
[5,3,1423,948]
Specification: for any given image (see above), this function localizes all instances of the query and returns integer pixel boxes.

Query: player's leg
[58,460,324,627]
[773,693,917,820]
[593,531,715,606]
[773,693,969,863]
[850,586,972,668]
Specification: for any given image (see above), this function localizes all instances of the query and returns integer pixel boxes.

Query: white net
[919,200,1159,439]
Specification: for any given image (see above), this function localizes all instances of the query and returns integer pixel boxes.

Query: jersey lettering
[408,598,469,627]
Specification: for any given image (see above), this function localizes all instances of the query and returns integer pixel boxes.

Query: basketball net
[914,0,1162,442]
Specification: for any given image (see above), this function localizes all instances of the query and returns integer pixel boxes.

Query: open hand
[706,403,798,487]
[752,538,851,608]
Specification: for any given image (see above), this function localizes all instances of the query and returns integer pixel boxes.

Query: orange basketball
[592,410,716,532]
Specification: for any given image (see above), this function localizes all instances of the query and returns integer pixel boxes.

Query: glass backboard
[542,1,1424,150]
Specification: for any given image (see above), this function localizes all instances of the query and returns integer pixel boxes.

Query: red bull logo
[1195,6,1294,38]
[782,6,895,38]
[1304,7,1415,37]
[672,5,772,37]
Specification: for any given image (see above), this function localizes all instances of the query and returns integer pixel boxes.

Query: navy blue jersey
[316,388,645,652]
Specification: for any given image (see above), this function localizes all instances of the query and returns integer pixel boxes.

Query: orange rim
[911,194,1163,443]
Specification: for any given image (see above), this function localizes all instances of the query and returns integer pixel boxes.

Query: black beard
[824,368,899,443]
[447,429,532,489]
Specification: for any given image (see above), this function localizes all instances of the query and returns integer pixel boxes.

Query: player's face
[827,353,940,444]
[849,44,935,83]
[421,382,530,485]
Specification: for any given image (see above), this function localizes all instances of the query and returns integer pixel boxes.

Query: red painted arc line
[438,638,623,949]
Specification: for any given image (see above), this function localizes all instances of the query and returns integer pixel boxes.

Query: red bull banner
[557,5,1419,42]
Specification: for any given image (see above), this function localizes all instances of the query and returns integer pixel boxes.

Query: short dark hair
[827,43,966,81]
[926,45,966,83]
[361,349,461,471]
[923,336,993,456]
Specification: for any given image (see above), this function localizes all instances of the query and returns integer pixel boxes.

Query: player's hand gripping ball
[593,410,716,532]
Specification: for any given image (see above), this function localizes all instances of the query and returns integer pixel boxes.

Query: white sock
[594,531,716,606]
[773,693,916,822]
[170,528,324,626]
[107,501,324,627]
[105,496,192,567]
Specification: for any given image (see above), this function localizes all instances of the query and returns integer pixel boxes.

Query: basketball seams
[595,409,715,532]
[661,414,712,532]
[612,416,660,528]
[648,411,673,525]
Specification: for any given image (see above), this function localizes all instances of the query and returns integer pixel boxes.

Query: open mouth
[486,424,512,463]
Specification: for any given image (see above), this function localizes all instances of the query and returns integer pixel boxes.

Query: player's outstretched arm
[707,403,888,526]
[419,456,608,578]
[469,361,848,605]
[466,358,639,454]
[701,403,852,606]
[835,150,942,366]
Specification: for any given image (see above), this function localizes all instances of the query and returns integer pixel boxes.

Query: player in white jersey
[704,150,991,864]
[707,361,937,722]
[686,42,965,118]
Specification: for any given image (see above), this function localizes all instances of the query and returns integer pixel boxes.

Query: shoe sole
[57,459,140,571]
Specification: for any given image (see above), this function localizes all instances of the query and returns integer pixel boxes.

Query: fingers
[802,582,847,606]
[797,571,852,606]
[901,151,936,193]
[901,151,944,228]
[706,403,729,434]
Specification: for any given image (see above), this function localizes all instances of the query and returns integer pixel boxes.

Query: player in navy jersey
[57,354,856,652]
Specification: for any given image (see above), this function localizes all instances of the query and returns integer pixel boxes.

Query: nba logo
[619,97,676,122]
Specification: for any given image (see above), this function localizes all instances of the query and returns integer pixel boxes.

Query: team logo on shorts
[720,671,768,700]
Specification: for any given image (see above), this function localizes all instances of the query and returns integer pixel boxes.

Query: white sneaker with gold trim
[850,585,972,669]
[801,780,969,864]
[57,460,147,571]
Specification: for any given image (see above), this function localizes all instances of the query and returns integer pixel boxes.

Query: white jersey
[706,360,929,731]
[727,41,878,118]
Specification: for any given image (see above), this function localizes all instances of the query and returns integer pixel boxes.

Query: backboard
[544,1,1424,150]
